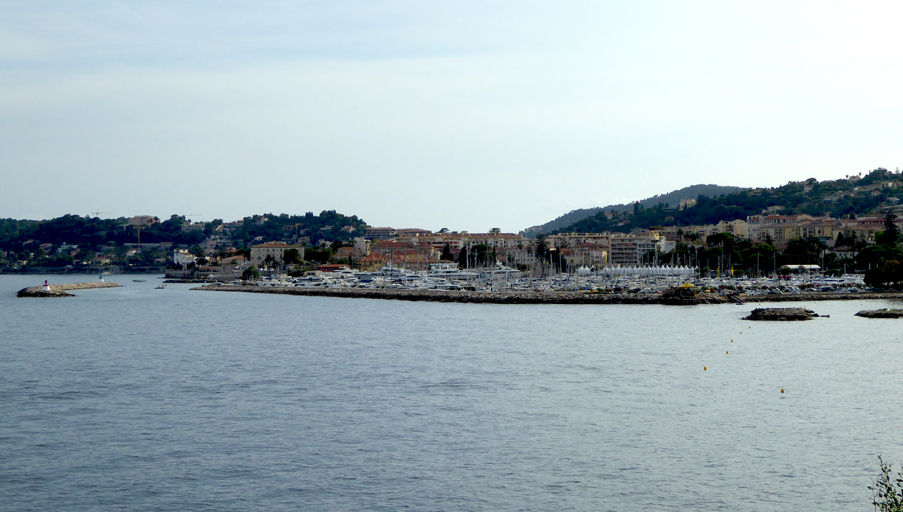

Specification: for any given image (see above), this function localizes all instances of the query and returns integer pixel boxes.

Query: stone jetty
[194,284,903,306]
[854,309,903,318]
[193,284,728,304]
[743,307,820,321]
[17,281,122,297]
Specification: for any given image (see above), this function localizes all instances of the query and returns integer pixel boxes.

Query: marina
[203,263,885,305]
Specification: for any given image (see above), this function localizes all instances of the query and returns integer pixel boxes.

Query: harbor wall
[193,284,903,305]
[17,281,122,297]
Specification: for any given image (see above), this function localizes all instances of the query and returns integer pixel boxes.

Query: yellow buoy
[731,340,734,343]
[726,351,729,354]
[781,388,785,393]
[704,366,707,371]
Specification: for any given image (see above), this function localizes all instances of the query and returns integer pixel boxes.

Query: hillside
[522,184,745,236]
[0,211,369,255]
[554,168,902,234]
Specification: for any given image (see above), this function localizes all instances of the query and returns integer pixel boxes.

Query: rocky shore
[193,284,903,305]
[17,281,122,297]
[854,308,903,318]
[743,307,821,321]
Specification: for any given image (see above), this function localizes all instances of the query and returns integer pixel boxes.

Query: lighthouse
[42,280,51,293]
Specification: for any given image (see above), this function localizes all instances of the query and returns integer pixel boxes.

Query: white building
[173,249,197,266]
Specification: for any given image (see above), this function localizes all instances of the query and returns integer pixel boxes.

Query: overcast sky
[2,1,902,232]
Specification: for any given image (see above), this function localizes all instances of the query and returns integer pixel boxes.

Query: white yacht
[427,262,479,281]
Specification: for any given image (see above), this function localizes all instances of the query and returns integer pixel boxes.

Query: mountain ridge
[522,184,745,236]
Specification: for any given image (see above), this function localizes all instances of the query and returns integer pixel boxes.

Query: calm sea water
[2,275,902,511]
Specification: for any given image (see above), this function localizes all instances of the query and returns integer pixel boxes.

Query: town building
[250,242,305,267]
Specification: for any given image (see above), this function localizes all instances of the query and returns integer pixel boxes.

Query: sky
[2,1,903,233]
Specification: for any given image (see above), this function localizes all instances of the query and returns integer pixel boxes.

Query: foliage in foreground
[871,456,903,512]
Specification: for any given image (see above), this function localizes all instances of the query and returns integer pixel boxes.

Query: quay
[193,284,903,305]
[17,281,122,297]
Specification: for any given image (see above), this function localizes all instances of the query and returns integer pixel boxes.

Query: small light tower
[42,280,51,293]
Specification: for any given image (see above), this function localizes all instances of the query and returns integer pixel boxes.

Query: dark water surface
[2,275,902,511]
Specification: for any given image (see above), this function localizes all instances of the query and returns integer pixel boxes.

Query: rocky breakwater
[743,307,822,321]
[17,281,122,297]
[193,284,734,305]
[854,308,903,318]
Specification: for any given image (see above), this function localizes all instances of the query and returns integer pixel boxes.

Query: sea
[2,274,902,511]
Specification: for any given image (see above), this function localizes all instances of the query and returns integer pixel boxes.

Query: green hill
[522,184,745,236]
[554,168,902,235]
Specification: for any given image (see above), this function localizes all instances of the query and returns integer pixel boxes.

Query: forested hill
[554,168,903,235]
[522,184,744,236]
[0,211,368,252]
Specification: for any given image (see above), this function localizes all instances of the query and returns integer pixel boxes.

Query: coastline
[192,284,903,305]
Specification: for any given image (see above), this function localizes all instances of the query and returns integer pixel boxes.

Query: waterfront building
[250,242,305,266]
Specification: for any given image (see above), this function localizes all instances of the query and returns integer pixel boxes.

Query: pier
[17,281,122,297]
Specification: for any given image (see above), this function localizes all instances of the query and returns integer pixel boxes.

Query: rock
[855,309,903,318]
[743,307,819,321]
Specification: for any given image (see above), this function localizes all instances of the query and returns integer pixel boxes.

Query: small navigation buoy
[731,339,733,342]
[703,366,707,371]
[726,351,729,354]
[781,388,785,394]
[42,280,51,292]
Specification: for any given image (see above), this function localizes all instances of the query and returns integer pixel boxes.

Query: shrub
[870,456,903,512]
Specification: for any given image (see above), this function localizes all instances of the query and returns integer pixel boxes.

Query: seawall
[17,281,122,298]
[193,284,903,305]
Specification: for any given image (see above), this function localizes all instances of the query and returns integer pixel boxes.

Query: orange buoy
[704,366,707,371]
[781,388,785,393]
[726,351,729,354]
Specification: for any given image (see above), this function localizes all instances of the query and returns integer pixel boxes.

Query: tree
[457,246,468,268]
[864,260,903,288]
[440,243,454,261]
[857,245,900,270]
[241,266,258,281]
[490,227,501,235]
[877,212,900,247]
[783,237,826,265]
[283,249,301,265]
[534,234,548,260]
